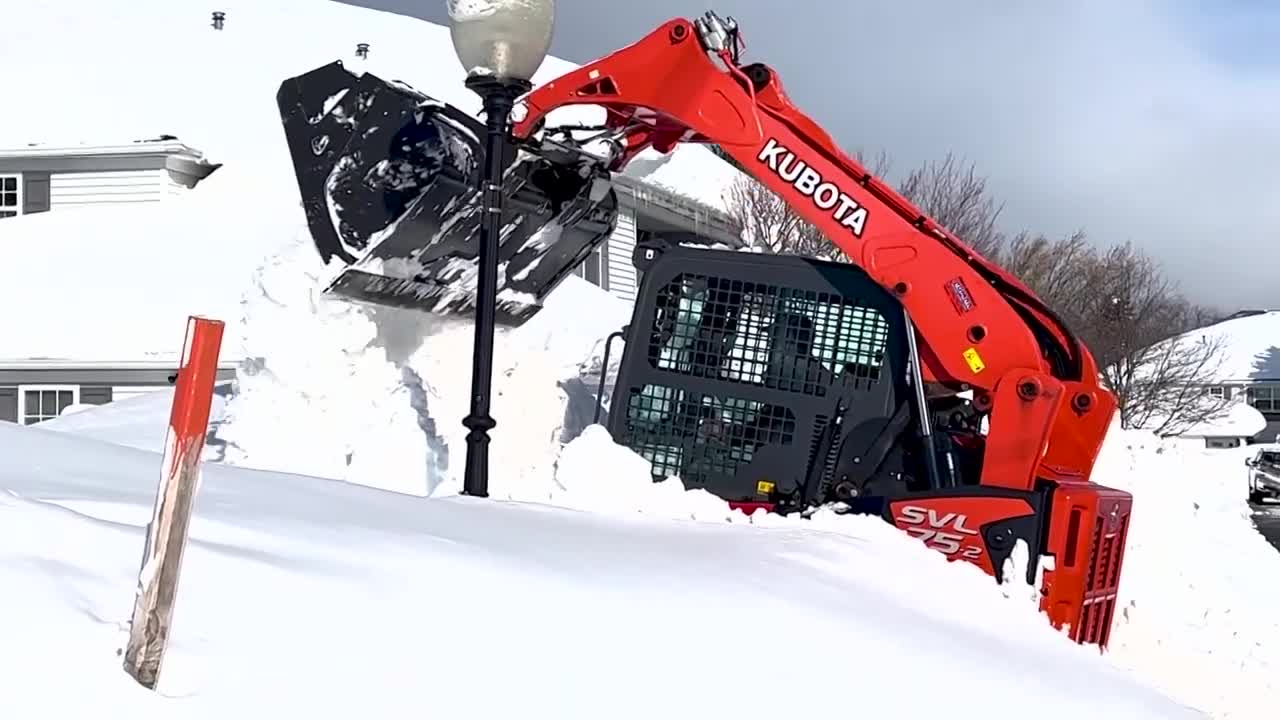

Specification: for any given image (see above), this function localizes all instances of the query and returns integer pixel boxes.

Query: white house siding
[110,385,170,403]
[606,195,639,303]
[49,169,167,210]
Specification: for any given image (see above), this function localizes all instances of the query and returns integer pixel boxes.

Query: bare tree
[725,148,1010,260]
[993,235,1232,433]
[725,148,891,260]
[897,153,1005,257]
[723,144,1230,435]
[1080,243,1232,433]
[997,229,1095,328]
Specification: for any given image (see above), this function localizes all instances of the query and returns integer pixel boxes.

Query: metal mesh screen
[648,273,890,397]
[623,270,892,486]
[625,384,796,482]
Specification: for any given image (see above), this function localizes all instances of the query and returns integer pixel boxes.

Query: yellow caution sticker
[756,480,776,496]
[962,347,986,374]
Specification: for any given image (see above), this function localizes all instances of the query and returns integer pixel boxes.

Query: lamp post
[447,0,555,497]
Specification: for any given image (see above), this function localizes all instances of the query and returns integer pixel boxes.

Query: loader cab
[605,239,957,513]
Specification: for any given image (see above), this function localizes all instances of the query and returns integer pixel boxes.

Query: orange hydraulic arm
[512,13,1117,493]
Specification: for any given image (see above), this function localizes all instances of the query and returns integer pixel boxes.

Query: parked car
[1246,448,1280,504]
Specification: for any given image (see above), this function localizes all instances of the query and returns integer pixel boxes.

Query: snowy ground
[1096,434,1280,717]
[0,418,1203,720]
[3,0,1279,718]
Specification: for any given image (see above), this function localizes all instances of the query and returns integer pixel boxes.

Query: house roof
[0,137,207,160]
[613,174,743,248]
[1175,400,1267,438]
[0,138,222,186]
[620,145,743,218]
[1175,310,1280,383]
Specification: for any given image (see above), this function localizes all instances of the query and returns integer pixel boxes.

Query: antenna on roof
[356,43,370,59]
[211,11,226,30]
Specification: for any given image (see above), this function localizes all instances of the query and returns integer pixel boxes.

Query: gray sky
[342,0,1279,311]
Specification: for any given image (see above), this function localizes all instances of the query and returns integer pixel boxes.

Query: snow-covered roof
[1175,310,1280,383]
[0,0,752,364]
[0,0,741,210]
[621,145,742,217]
[1175,400,1267,438]
[0,138,212,161]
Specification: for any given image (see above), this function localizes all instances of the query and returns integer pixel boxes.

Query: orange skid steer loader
[275,11,1132,648]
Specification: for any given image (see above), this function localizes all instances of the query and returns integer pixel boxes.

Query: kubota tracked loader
[276,11,1131,648]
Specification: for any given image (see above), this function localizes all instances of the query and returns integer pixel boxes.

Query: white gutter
[0,140,209,161]
[0,359,242,370]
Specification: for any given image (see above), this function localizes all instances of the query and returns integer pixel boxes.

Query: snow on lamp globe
[446,0,555,498]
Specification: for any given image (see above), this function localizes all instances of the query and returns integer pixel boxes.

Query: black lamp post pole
[461,74,533,498]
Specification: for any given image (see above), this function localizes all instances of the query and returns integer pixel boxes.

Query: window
[1207,386,1225,398]
[17,385,79,425]
[0,174,21,218]
[1246,385,1279,413]
[571,246,608,290]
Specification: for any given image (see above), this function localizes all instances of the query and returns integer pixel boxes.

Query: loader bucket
[276,61,619,324]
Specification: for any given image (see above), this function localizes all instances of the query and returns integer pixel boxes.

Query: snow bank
[213,230,632,497]
[41,388,228,456]
[621,145,742,213]
[1097,425,1280,718]
[0,171,297,361]
[0,420,1201,719]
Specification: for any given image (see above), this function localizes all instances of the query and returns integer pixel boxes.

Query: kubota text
[757,138,869,237]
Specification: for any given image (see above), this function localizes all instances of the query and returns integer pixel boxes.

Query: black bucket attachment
[276,61,619,324]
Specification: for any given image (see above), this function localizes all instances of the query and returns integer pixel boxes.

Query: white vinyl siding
[111,385,170,403]
[606,199,639,303]
[50,169,167,209]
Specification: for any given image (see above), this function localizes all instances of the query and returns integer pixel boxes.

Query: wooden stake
[122,316,225,690]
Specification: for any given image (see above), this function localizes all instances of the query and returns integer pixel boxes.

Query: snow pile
[622,145,742,213]
[41,388,229,457]
[0,419,1203,719]
[1098,426,1280,718]
[550,425,739,518]
[0,171,297,361]
[213,230,633,497]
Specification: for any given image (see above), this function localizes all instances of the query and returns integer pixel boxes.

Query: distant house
[568,173,743,303]
[0,137,220,218]
[0,362,238,426]
[1172,310,1280,445]
[0,138,233,425]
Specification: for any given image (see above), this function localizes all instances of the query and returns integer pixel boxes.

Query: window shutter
[23,172,51,214]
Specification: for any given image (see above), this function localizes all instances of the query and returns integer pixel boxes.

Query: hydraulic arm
[508,13,1117,494]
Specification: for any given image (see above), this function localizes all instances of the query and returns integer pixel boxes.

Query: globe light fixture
[447,0,555,498]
